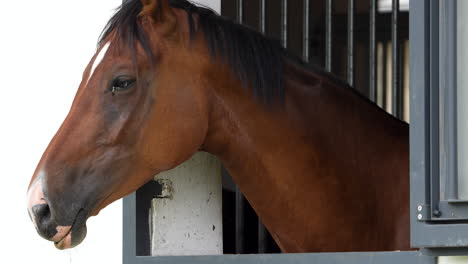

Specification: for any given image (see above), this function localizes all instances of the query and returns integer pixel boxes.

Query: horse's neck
[203,59,410,252]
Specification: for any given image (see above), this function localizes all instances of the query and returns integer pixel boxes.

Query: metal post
[303,0,310,62]
[281,0,288,48]
[369,0,377,102]
[325,0,333,72]
[235,187,245,253]
[258,0,269,251]
[237,0,243,24]
[258,222,267,253]
[259,0,266,34]
[347,0,355,87]
[235,0,245,253]
[444,0,459,201]
[429,0,441,217]
[392,0,400,117]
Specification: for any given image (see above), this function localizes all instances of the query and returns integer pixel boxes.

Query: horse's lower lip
[53,209,88,250]
[54,231,72,250]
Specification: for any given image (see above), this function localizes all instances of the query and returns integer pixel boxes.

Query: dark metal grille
[221,0,410,254]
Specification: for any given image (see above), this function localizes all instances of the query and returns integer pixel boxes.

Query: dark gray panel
[133,252,435,264]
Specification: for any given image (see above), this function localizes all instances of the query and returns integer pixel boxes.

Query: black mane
[99,0,284,104]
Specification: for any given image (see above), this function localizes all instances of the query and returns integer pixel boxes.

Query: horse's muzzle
[27,177,87,250]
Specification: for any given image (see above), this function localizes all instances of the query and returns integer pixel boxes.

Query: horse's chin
[54,224,87,250]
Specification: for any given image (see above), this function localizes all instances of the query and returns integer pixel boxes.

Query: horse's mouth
[54,209,88,250]
[54,227,73,250]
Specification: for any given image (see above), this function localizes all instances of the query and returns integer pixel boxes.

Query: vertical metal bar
[444,0,459,201]
[281,0,288,48]
[325,0,333,72]
[392,0,400,117]
[258,0,269,251]
[235,0,245,253]
[237,0,243,24]
[123,194,137,263]
[369,0,377,102]
[302,0,310,62]
[235,187,245,253]
[257,0,269,253]
[259,0,266,34]
[347,0,355,87]
[429,0,441,217]
[258,222,267,253]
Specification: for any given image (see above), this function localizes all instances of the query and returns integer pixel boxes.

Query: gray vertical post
[347,0,355,87]
[258,221,268,253]
[303,0,310,62]
[259,0,266,34]
[392,0,401,117]
[281,0,288,48]
[369,0,377,102]
[325,0,333,72]
[123,193,137,263]
[235,0,245,253]
[235,188,245,253]
[237,0,243,23]
[443,0,459,201]
[429,0,441,217]
[256,0,269,238]
[258,1,268,246]
[258,0,269,251]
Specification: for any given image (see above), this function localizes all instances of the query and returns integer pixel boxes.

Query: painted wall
[0,1,122,263]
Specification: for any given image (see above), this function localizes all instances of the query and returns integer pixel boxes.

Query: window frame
[410,0,468,253]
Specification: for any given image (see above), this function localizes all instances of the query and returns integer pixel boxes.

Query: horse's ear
[139,0,176,35]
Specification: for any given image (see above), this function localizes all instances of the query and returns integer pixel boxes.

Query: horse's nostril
[31,203,58,240]
[33,203,52,225]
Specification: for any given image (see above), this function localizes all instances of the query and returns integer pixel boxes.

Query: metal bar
[235,0,245,252]
[258,222,267,253]
[237,0,243,24]
[281,0,288,48]
[134,251,436,264]
[302,0,310,62]
[429,0,440,218]
[235,187,245,254]
[347,0,355,87]
[325,0,333,71]
[123,194,137,263]
[258,1,268,252]
[369,0,377,102]
[392,0,400,117]
[259,0,266,34]
[444,0,459,201]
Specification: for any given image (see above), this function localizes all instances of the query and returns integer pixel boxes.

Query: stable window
[123,0,467,263]
[411,0,468,255]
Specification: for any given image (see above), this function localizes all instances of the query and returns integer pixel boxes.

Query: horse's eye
[110,77,135,95]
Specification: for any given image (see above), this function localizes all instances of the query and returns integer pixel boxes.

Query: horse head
[27,0,216,249]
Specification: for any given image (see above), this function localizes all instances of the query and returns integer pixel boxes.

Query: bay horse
[27,0,410,252]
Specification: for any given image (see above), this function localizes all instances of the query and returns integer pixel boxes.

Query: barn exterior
[123,0,468,263]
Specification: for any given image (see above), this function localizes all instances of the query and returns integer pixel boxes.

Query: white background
[0,1,219,263]
[0,1,122,263]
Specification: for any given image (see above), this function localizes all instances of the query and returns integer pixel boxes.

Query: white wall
[0,1,122,263]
